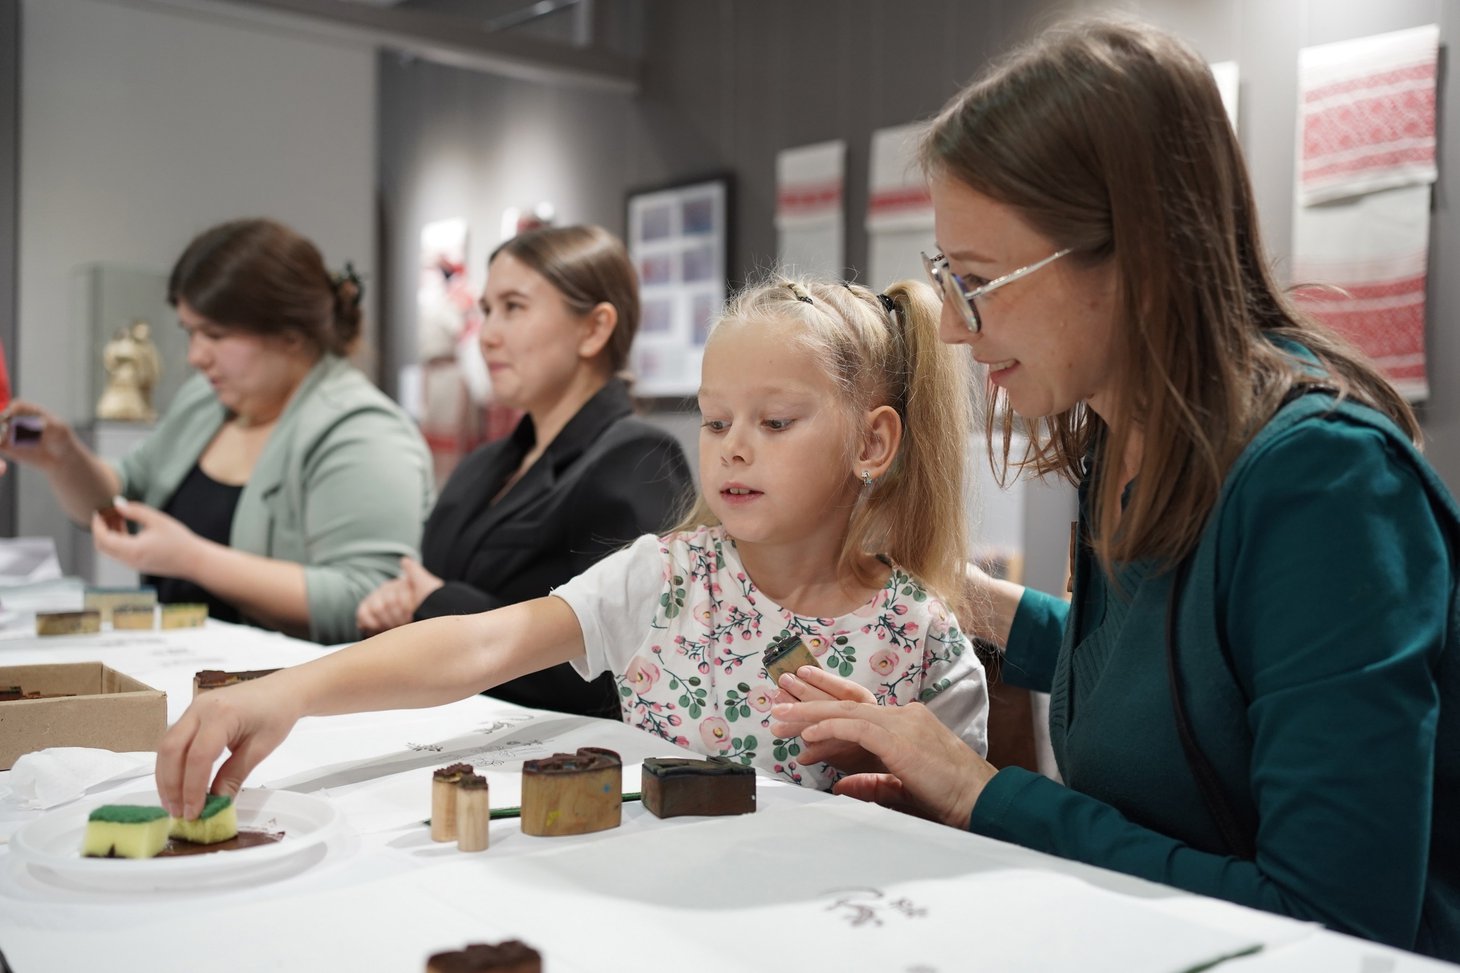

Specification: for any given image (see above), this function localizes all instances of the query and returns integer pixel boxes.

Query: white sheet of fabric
[7,747,155,809]
[1291,183,1431,401]
[1297,24,1438,205]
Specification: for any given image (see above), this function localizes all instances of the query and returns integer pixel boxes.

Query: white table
[0,619,1452,972]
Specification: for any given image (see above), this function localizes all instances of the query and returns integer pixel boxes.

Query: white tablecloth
[0,619,1453,972]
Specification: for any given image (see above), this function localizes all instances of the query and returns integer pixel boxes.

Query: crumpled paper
[7,747,156,809]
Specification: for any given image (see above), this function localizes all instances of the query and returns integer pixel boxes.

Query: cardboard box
[0,662,167,770]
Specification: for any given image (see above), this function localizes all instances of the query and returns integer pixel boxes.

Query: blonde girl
[157,274,988,813]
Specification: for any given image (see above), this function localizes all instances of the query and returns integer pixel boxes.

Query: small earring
[860,470,874,488]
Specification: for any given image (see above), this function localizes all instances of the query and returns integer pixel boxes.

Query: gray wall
[0,0,16,537]
[378,0,1460,590]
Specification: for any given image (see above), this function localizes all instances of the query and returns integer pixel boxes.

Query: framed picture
[625,174,732,398]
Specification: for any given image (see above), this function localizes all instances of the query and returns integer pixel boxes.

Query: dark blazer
[414,379,693,719]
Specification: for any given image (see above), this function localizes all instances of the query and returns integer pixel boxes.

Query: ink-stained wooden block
[763,632,821,684]
[425,941,542,973]
[430,763,474,843]
[36,610,101,637]
[520,747,622,837]
[112,607,156,630]
[641,756,757,818]
[84,586,157,623]
[159,603,207,629]
[96,505,127,533]
[455,773,489,852]
[192,668,280,698]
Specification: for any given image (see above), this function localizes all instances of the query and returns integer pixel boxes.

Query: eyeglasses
[921,247,1072,333]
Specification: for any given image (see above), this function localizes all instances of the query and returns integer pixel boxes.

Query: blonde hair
[676,274,973,617]
[921,17,1419,575]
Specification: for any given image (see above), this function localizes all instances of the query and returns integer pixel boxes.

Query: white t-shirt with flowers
[556,525,989,790]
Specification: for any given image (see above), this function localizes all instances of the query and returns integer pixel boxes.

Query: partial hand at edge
[769,697,997,829]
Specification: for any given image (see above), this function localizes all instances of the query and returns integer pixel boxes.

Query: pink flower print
[892,603,908,615]
[693,600,715,628]
[869,648,899,677]
[624,656,661,695]
[747,686,775,713]
[804,634,831,657]
[700,717,733,752]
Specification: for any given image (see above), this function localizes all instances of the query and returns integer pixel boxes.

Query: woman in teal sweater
[771,18,1458,960]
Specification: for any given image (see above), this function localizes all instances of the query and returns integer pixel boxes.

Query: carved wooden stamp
[111,606,156,630]
[192,668,281,698]
[763,632,821,684]
[83,586,156,623]
[430,763,474,842]
[425,941,541,973]
[641,755,757,818]
[35,610,101,636]
[160,603,208,629]
[520,747,622,836]
[455,773,489,852]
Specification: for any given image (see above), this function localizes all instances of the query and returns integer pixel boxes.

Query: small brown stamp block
[455,773,489,853]
[159,603,207,629]
[430,762,474,843]
[192,668,280,698]
[425,940,541,973]
[520,747,622,837]
[763,632,822,685]
[35,610,101,636]
[84,587,157,623]
[111,606,157,630]
[642,755,756,818]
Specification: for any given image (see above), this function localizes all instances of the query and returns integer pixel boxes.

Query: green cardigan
[114,355,434,644]
[974,396,1459,960]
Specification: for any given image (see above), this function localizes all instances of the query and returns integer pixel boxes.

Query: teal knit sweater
[973,396,1459,960]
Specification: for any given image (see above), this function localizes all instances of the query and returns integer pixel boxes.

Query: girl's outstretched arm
[156,596,585,819]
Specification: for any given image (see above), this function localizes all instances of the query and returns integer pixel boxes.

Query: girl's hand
[356,574,417,636]
[769,697,997,829]
[156,676,302,819]
[400,556,445,603]
[772,666,886,775]
[91,497,208,578]
[0,400,75,473]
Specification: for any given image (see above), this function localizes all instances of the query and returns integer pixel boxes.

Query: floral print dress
[557,525,989,789]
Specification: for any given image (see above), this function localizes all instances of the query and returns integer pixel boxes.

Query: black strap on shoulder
[1164,382,1335,861]
[1165,553,1256,860]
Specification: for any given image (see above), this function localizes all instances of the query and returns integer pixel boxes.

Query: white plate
[8,788,339,890]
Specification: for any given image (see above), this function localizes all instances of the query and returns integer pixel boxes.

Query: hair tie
[877,293,897,315]
[786,281,814,305]
[332,262,364,308]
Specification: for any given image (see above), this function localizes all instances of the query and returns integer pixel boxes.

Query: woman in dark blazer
[356,225,692,718]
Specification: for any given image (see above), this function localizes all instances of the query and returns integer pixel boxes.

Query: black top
[415,379,693,719]
[145,463,243,624]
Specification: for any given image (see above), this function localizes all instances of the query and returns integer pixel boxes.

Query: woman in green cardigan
[772,18,1458,960]
[1,219,433,644]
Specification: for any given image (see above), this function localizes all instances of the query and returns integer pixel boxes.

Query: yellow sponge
[83,805,170,859]
[169,793,238,845]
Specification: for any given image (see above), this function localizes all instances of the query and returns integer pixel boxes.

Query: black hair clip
[877,293,897,314]
[333,262,365,307]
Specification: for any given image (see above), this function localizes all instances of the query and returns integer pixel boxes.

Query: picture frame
[625,174,732,398]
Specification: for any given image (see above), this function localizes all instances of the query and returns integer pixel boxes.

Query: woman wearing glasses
[772,17,1458,960]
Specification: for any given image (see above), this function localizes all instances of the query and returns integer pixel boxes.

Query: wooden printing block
[424,941,542,973]
[192,668,281,698]
[96,505,127,533]
[430,763,474,842]
[35,610,101,636]
[83,586,157,623]
[160,603,208,629]
[763,632,822,685]
[641,755,757,818]
[455,773,489,852]
[111,606,157,630]
[519,747,622,836]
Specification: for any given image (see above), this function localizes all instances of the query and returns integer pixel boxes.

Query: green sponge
[83,804,170,858]
[169,793,239,845]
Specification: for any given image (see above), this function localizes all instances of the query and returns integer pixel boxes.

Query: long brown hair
[168,218,361,357]
[490,225,640,377]
[921,17,1419,573]
[675,275,973,618]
